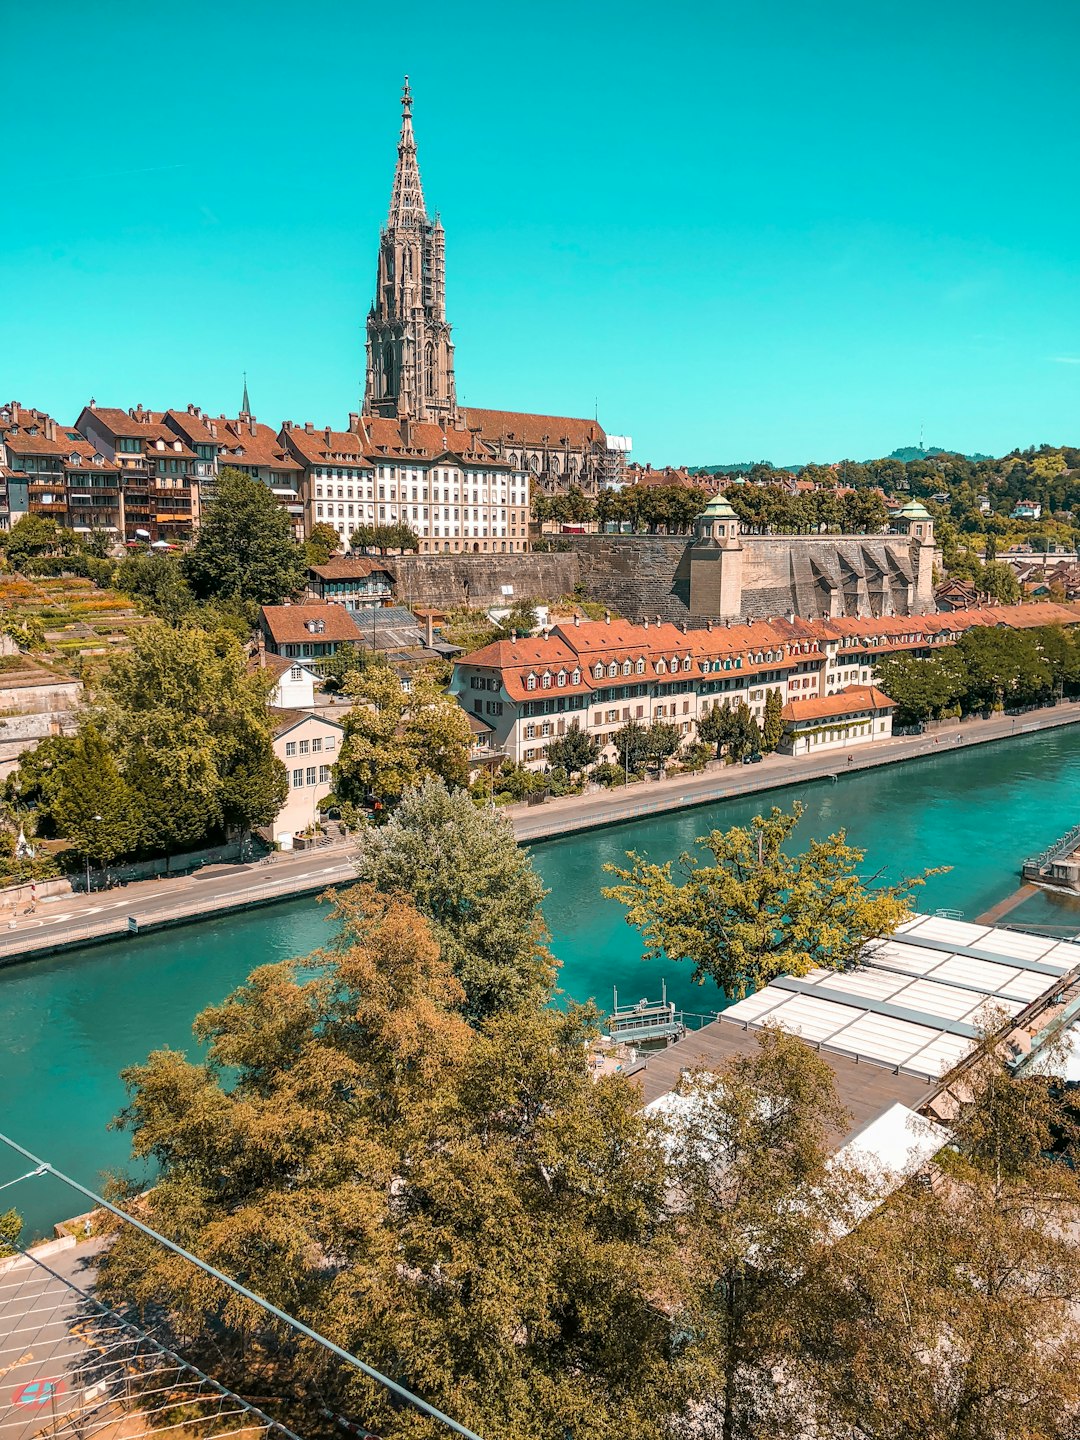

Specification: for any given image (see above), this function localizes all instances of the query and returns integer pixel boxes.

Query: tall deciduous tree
[544,718,601,777]
[604,802,933,998]
[303,522,341,567]
[761,687,785,752]
[352,777,554,1018]
[665,1029,869,1440]
[335,666,471,809]
[807,1051,1080,1440]
[183,468,306,605]
[98,888,673,1440]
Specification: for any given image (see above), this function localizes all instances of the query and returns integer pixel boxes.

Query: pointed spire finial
[386,76,426,228]
[241,371,251,417]
[402,74,412,115]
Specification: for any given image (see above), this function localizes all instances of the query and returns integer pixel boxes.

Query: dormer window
[636,658,646,674]
[526,673,537,691]
[557,669,567,686]
[656,659,667,675]
[607,661,618,678]
[571,668,581,684]
[541,672,553,689]
[593,663,604,680]
[682,657,692,671]
[670,655,679,672]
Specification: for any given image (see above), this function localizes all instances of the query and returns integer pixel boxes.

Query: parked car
[742,751,763,764]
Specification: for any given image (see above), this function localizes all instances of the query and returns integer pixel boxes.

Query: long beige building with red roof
[450,603,1080,769]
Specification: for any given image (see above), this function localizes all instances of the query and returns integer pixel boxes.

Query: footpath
[506,699,1080,842]
[0,699,1078,965]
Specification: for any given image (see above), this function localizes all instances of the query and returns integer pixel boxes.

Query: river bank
[0,697,1078,966]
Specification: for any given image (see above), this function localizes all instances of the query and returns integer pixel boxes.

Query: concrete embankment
[508,700,1080,842]
[0,700,1078,965]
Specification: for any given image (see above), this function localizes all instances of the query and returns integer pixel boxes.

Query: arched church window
[382,343,394,397]
[425,343,435,395]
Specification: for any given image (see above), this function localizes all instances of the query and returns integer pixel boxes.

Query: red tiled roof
[459,408,605,449]
[356,416,506,467]
[281,425,373,469]
[782,686,896,722]
[163,408,221,446]
[309,557,392,581]
[260,604,362,646]
[216,417,301,473]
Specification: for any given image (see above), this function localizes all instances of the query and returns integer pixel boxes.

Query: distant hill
[687,445,993,475]
[884,445,993,463]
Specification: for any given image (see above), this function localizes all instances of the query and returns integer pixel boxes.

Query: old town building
[450,602,1078,770]
[0,404,122,534]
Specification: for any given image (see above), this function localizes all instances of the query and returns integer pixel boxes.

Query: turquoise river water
[3,727,1080,1236]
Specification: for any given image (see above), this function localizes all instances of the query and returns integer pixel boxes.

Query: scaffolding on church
[602,434,632,489]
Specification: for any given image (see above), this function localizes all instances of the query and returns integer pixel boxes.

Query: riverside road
[0,698,1078,964]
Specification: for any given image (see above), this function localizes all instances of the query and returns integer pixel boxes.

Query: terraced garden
[0,574,151,672]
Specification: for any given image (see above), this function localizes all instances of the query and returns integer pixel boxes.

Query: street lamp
[86,814,102,894]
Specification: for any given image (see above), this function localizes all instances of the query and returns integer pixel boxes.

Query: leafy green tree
[808,1047,1080,1440]
[0,1208,20,1258]
[957,625,1050,710]
[320,641,371,694]
[98,889,672,1440]
[114,553,195,624]
[335,665,471,809]
[3,514,61,571]
[303,521,341,567]
[699,699,758,760]
[604,802,933,998]
[53,724,141,872]
[349,521,420,554]
[977,558,1022,604]
[761,687,785,752]
[352,777,554,1018]
[612,719,649,774]
[183,468,306,605]
[5,734,75,836]
[544,718,601,777]
[666,1030,869,1440]
[875,650,967,725]
[643,719,682,771]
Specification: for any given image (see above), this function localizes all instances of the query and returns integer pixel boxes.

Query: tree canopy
[183,468,306,606]
[334,664,471,810]
[351,777,555,1019]
[604,802,934,998]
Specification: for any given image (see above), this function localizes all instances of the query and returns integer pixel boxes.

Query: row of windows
[291,765,332,787]
[284,736,335,757]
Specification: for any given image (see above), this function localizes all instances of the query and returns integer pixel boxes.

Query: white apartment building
[280,415,530,555]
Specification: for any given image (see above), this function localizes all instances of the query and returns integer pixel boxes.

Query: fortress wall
[389,553,580,610]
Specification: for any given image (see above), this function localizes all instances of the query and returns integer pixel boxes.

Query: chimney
[304,422,314,434]
[574,613,580,626]
[681,621,688,633]
[644,617,649,629]
[706,619,713,631]
[604,611,611,624]
[655,614,661,626]
[349,412,360,432]
[425,610,434,647]
[324,427,332,446]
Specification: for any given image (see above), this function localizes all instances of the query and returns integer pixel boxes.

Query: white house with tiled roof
[271,711,344,848]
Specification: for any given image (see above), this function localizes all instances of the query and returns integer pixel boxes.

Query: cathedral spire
[363,79,456,424]
[240,371,251,417]
[386,74,427,230]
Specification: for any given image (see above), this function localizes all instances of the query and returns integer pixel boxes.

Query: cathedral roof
[460,408,606,449]
[356,417,508,466]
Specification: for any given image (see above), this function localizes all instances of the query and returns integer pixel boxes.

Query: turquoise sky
[3,0,1078,466]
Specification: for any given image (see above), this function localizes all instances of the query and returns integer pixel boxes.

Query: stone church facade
[358,81,610,495]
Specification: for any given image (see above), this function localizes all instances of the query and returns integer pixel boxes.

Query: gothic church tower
[363,79,457,424]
